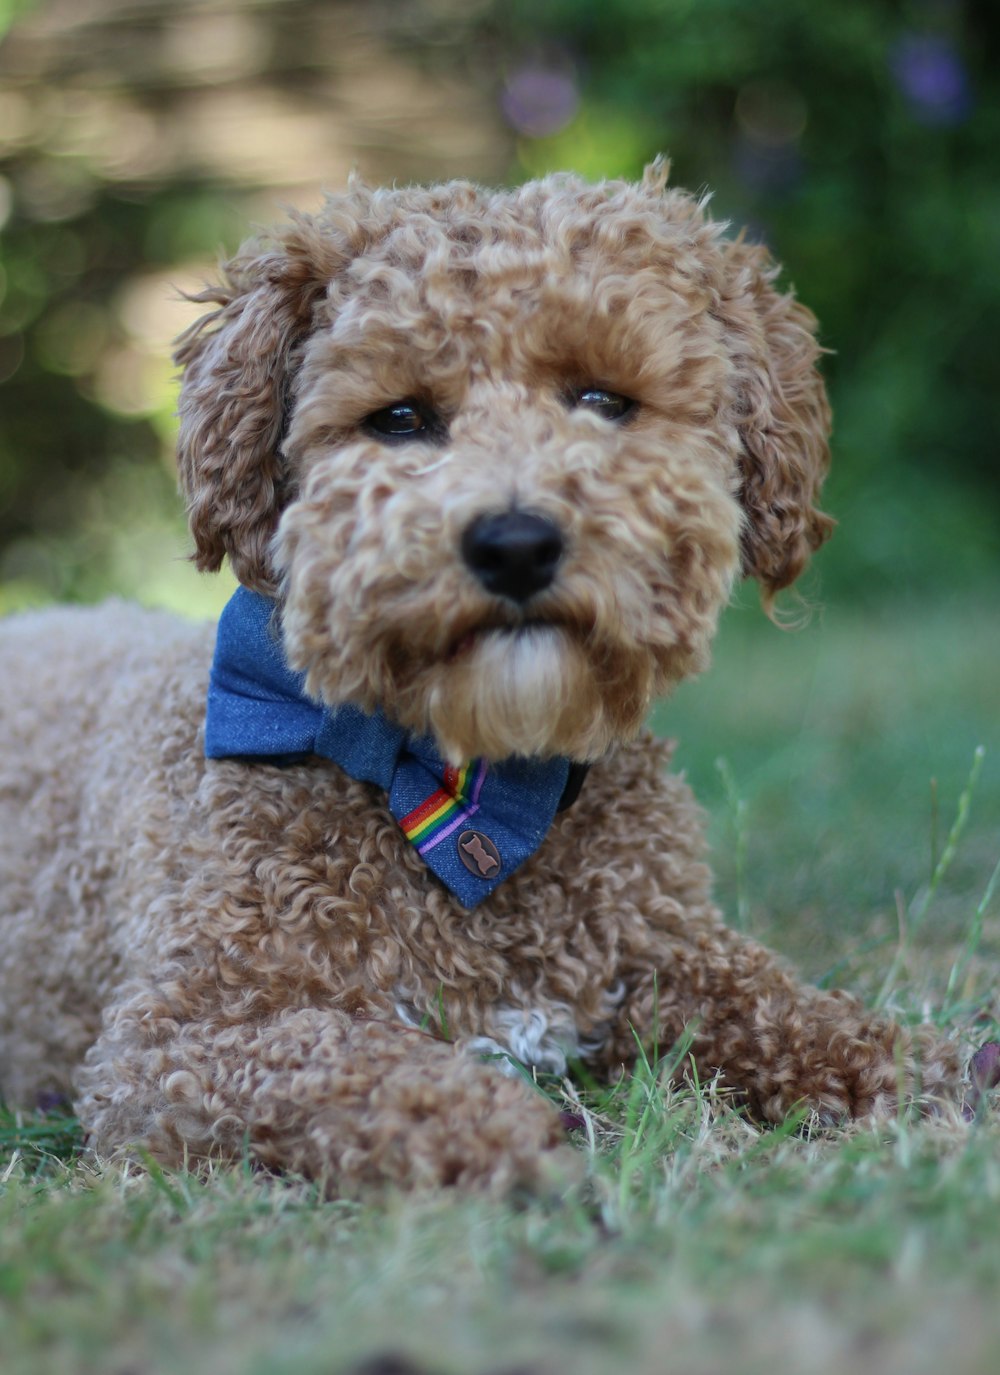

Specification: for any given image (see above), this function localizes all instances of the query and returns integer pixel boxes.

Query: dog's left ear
[173,213,354,594]
[714,235,834,604]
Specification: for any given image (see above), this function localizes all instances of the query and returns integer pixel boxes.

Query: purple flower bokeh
[890,33,972,125]
[501,65,580,139]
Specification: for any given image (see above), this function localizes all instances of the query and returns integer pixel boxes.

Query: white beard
[425,625,619,764]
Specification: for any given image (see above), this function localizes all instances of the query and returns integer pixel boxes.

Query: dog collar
[205,587,584,908]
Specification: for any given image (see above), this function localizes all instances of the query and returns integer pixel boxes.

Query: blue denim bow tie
[204,587,580,908]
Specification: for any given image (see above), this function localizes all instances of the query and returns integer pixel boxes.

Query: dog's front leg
[602,919,963,1123]
[75,996,568,1192]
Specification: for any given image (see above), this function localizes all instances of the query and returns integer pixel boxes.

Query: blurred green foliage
[0,0,997,612]
[491,0,1000,597]
[0,0,501,615]
[0,188,229,611]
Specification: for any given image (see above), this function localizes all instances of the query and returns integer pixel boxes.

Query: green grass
[656,591,1000,993]
[5,1092,1000,1374]
[2,594,998,1375]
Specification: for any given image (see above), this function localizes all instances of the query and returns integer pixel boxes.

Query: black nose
[461,511,564,603]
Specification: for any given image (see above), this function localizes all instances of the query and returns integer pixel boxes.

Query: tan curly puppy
[0,163,967,1192]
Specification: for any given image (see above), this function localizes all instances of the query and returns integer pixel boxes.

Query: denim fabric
[205,587,573,908]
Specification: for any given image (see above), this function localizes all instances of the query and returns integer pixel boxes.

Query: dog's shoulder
[532,731,711,901]
[568,733,698,829]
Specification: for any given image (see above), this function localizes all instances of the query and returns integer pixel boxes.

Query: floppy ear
[715,235,834,606]
[173,214,350,594]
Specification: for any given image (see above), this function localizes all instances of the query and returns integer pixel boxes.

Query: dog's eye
[571,388,635,422]
[364,401,440,442]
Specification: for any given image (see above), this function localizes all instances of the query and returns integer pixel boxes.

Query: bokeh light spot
[502,63,579,139]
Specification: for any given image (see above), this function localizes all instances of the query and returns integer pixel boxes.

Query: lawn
[2,591,998,1375]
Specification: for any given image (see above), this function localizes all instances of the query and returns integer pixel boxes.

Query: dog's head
[175,162,831,763]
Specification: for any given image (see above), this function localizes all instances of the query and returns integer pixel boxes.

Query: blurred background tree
[1,0,997,616]
[0,0,511,612]
[487,0,1000,601]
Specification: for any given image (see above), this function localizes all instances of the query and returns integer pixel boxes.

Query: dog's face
[176,165,832,763]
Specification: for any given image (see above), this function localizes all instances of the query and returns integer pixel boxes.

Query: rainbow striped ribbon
[205,588,577,905]
[399,758,489,856]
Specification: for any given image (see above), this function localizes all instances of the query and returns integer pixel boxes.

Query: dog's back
[0,603,213,1105]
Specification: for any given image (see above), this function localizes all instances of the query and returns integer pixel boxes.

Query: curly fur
[0,165,964,1193]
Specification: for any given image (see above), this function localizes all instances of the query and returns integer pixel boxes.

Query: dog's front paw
[963,1041,1000,1120]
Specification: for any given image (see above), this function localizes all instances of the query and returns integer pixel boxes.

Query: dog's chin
[423,625,646,765]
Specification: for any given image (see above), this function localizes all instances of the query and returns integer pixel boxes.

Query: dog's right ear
[174,213,353,594]
[713,233,834,609]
